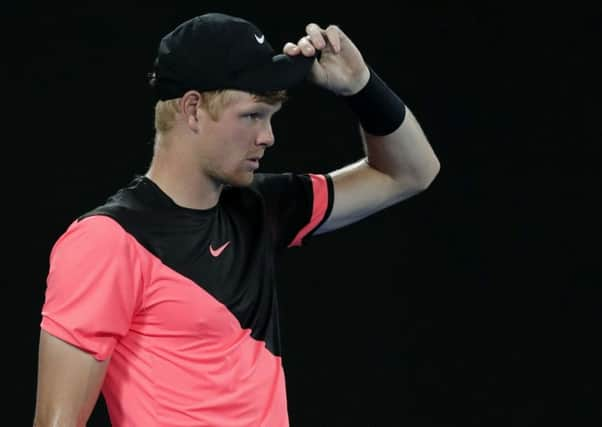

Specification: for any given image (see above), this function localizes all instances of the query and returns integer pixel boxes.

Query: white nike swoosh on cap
[254,34,265,44]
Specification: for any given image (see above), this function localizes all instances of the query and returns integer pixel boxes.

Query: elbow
[33,404,89,427]
[413,157,441,192]
[389,160,440,204]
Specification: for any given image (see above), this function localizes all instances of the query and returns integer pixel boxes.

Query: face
[196,91,281,187]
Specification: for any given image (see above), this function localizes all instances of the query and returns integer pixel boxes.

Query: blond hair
[154,90,287,134]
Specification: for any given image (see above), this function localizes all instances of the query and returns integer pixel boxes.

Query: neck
[145,133,222,210]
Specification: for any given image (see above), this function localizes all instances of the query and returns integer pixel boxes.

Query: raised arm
[283,23,440,233]
[33,330,108,427]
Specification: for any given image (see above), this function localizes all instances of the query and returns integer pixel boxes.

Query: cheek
[210,128,252,168]
[222,126,254,154]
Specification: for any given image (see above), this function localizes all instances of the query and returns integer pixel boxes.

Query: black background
[10,2,600,426]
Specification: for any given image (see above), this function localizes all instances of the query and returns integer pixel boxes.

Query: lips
[245,152,263,171]
[246,156,261,170]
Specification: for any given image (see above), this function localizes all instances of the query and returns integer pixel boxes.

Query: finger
[305,23,326,49]
[296,35,316,56]
[283,41,301,56]
[324,25,342,53]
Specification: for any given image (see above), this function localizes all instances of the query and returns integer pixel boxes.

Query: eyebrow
[245,103,282,114]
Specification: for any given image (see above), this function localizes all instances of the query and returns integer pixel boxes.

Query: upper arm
[314,159,423,234]
[33,330,109,427]
[314,108,440,235]
[34,216,143,425]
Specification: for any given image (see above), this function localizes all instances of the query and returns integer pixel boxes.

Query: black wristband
[343,67,406,136]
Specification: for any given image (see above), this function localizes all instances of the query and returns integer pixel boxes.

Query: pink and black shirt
[40,173,333,427]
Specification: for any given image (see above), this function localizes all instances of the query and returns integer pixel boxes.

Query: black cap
[151,13,316,100]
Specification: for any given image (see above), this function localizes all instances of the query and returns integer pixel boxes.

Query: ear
[179,91,203,132]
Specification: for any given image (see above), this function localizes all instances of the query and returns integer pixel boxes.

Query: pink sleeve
[288,174,331,247]
[41,215,144,361]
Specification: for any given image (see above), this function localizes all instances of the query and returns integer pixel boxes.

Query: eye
[243,112,262,121]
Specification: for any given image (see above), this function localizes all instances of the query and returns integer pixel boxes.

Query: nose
[256,121,275,147]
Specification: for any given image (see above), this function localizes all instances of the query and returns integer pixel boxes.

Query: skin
[144,90,282,210]
[33,332,109,427]
[33,23,440,426]
[286,23,441,233]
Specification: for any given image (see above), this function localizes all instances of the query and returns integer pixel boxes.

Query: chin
[223,172,254,188]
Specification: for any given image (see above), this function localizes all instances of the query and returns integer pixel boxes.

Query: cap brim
[232,53,315,93]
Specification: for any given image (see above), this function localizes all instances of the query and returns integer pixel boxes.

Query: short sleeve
[252,172,334,250]
[40,215,144,360]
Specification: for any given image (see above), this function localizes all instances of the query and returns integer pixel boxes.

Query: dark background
[10,2,600,426]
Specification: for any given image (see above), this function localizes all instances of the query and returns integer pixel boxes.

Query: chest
[131,208,278,341]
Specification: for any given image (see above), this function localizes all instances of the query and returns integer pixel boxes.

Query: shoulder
[52,215,132,259]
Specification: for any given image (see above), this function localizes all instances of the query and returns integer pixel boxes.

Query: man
[33,12,439,427]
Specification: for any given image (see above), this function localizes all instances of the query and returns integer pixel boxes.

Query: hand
[283,23,370,96]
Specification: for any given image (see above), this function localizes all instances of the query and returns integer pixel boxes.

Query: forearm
[345,67,440,190]
[361,107,440,188]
